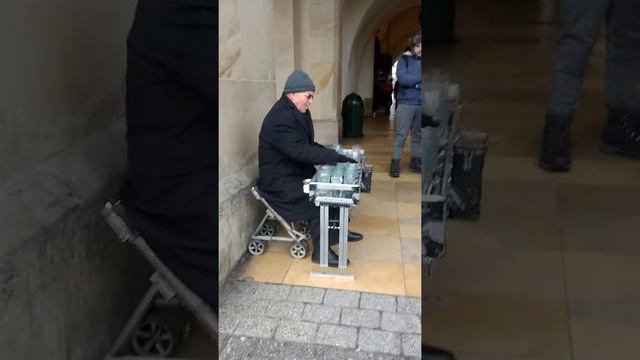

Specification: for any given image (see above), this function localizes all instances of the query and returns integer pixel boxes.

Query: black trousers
[307,208,343,252]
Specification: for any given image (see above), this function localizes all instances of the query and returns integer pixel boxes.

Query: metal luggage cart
[102,201,218,360]
[302,146,372,280]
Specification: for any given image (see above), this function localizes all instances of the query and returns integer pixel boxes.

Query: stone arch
[341,0,420,103]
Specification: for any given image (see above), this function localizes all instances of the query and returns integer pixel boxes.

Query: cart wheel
[248,240,265,255]
[131,306,188,357]
[289,241,308,259]
[259,220,277,236]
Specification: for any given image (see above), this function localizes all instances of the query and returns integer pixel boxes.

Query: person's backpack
[392,55,410,108]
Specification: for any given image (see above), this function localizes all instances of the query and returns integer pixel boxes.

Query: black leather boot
[409,157,422,172]
[601,107,640,158]
[389,159,400,177]
[538,113,572,172]
[311,246,340,267]
[422,344,456,359]
[348,231,363,241]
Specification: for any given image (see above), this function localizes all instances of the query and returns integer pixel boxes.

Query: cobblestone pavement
[218,280,421,359]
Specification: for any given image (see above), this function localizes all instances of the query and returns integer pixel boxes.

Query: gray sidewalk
[218,280,421,359]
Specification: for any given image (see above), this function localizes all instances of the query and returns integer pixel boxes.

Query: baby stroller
[246,186,311,259]
[101,201,218,359]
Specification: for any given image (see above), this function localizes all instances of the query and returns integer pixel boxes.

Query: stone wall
[218,0,278,284]
[0,1,146,358]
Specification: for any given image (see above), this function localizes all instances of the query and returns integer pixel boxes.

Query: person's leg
[409,105,422,172]
[540,0,610,171]
[601,0,640,155]
[308,211,342,267]
[391,103,413,176]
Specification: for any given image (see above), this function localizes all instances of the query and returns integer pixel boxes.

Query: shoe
[422,344,456,360]
[348,231,363,242]
[409,157,421,172]
[311,248,350,267]
[389,159,400,177]
[538,113,572,172]
[601,107,640,158]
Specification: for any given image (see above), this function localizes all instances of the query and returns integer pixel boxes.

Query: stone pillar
[290,0,343,145]
[218,0,277,284]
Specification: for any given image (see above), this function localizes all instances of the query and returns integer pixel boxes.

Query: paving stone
[223,280,257,298]
[319,346,371,360]
[263,300,305,321]
[324,289,360,308]
[315,324,358,349]
[219,336,259,360]
[279,342,322,360]
[396,297,421,315]
[247,338,286,359]
[380,312,421,334]
[218,335,229,352]
[253,283,292,300]
[218,312,240,334]
[233,316,279,339]
[288,285,325,304]
[358,329,402,355]
[302,303,341,324]
[222,298,270,318]
[359,293,396,313]
[340,308,380,328]
[401,334,421,358]
[274,320,318,343]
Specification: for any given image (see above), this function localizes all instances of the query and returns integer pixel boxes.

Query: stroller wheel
[248,240,265,255]
[289,241,308,259]
[131,305,188,357]
[259,220,277,236]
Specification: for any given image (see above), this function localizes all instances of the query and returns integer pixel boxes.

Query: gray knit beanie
[283,69,316,93]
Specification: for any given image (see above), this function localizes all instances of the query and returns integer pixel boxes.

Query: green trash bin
[342,93,364,138]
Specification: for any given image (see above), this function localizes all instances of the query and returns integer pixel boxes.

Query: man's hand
[337,154,358,163]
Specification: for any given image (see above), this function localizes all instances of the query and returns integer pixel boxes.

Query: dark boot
[348,231,363,241]
[422,344,456,360]
[538,113,572,172]
[409,157,421,172]
[389,159,400,178]
[311,247,339,267]
[601,107,640,158]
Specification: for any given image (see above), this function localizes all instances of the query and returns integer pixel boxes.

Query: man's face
[412,43,422,58]
[288,91,315,113]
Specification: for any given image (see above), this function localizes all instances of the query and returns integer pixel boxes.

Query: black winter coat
[258,95,342,221]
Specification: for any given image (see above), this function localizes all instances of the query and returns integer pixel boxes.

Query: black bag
[449,130,488,219]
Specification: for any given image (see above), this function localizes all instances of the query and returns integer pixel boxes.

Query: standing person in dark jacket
[258,69,363,267]
[539,0,640,171]
[390,32,423,178]
[120,0,217,309]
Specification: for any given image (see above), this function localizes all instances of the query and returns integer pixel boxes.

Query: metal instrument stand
[303,146,370,281]
[310,203,353,280]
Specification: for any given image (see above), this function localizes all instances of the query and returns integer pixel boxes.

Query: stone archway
[341,0,420,113]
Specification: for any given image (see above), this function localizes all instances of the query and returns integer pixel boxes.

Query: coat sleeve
[396,56,421,88]
[268,117,340,165]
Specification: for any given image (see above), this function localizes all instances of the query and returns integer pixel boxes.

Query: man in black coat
[120,0,217,310]
[258,69,363,267]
